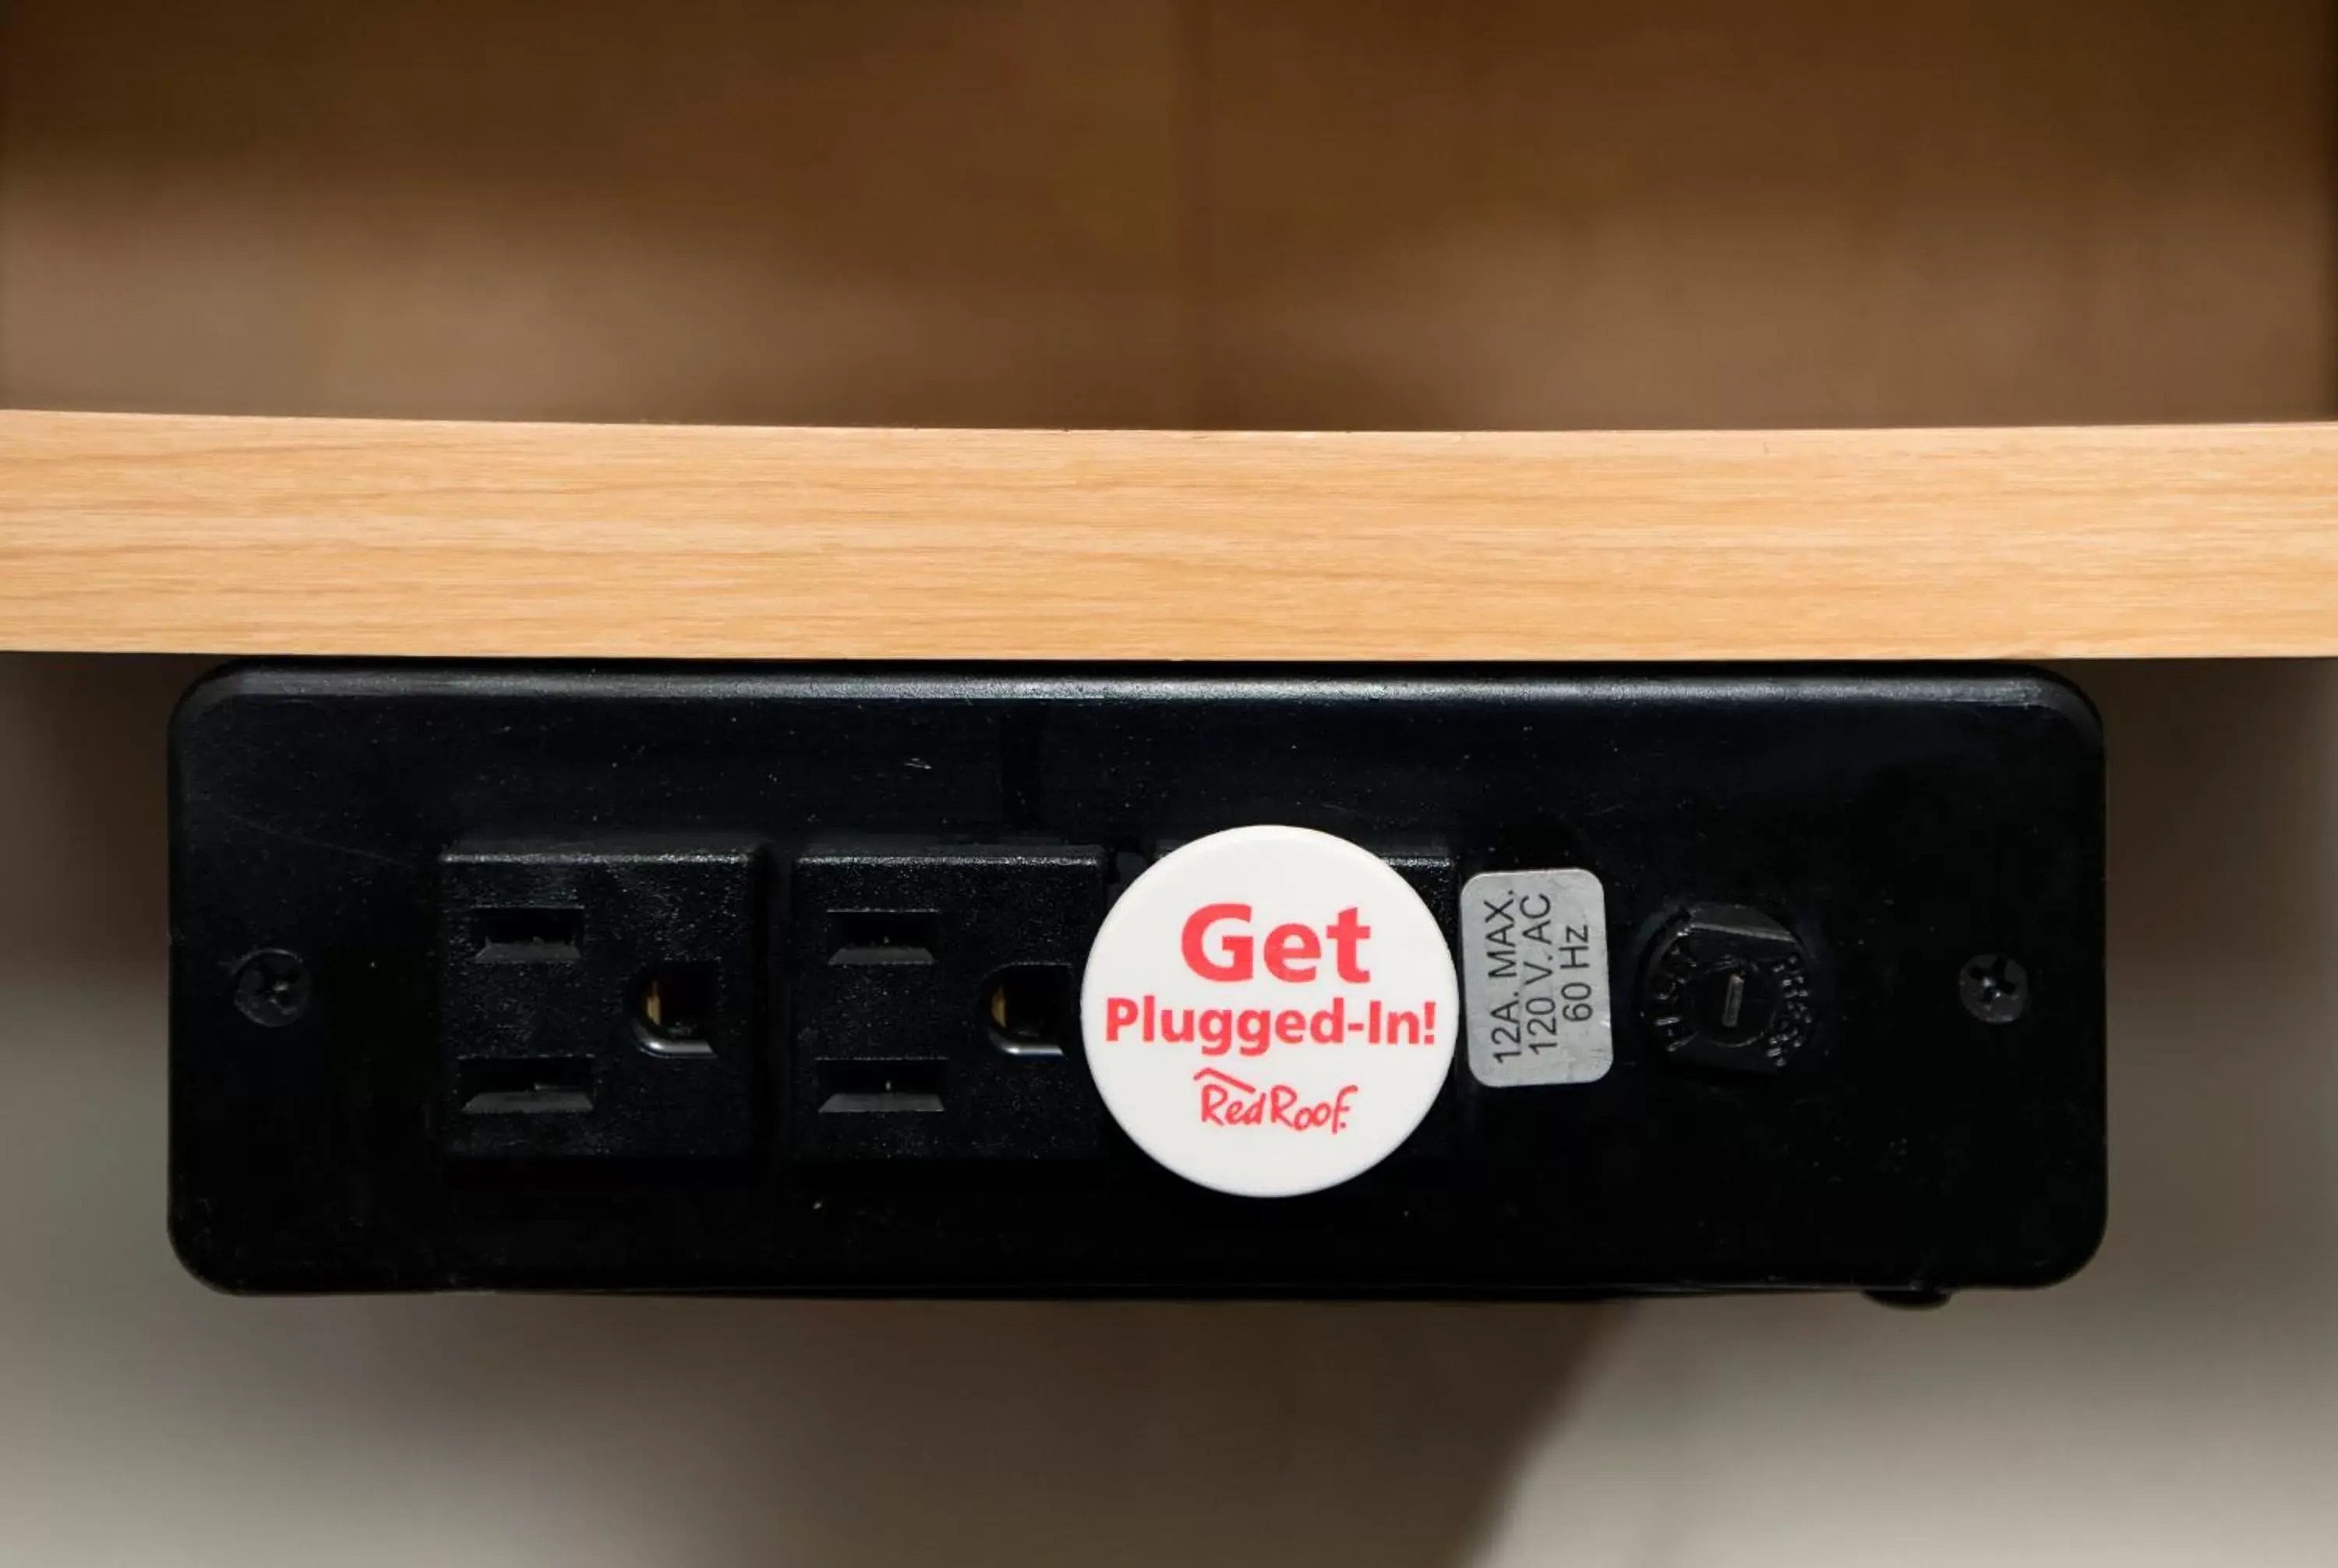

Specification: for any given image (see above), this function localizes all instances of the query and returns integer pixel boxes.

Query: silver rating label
[1460,869,1612,1087]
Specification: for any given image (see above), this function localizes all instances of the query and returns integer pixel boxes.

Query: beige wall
[0,655,2332,1566]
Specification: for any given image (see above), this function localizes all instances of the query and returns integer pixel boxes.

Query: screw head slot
[231,950,312,1027]
[1958,955,2029,1024]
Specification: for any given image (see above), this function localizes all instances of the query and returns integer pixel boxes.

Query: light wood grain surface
[0,411,2330,659]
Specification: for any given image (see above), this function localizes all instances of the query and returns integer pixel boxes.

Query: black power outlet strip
[168,664,2104,1299]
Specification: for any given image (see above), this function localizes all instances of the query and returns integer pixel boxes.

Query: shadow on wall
[0,653,208,964]
[2082,659,2338,1304]
[0,652,1599,1568]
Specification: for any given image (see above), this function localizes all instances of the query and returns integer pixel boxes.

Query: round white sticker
[1080,825,1459,1198]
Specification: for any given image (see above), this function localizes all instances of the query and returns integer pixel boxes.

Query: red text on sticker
[1181,903,1372,983]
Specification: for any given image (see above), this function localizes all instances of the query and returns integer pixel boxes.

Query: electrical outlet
[788,845,1111,1162]
[436,842,763,1160]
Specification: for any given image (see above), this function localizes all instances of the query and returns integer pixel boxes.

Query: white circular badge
[1080,825,1458,1198]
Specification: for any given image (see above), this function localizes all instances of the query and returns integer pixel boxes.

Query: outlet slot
[829,909,940,966]
[458,1057,594,1115]
[982,964,1075,1058]
[818,1060,946,1114]
[632,963,719,1058]
[471,906,583,962]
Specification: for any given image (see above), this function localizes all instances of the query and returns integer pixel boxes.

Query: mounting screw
[1638,904,1817,1073]
[232,950,312,1027]
[1958,954,2028,1024]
